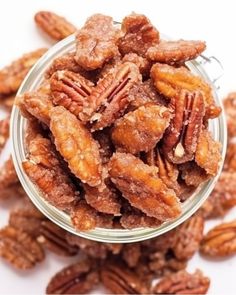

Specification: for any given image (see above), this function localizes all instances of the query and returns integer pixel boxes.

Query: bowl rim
[10,34,227,243]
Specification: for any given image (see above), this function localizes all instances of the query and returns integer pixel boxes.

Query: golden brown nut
[0,116,9,154]
[34,11,77,41]
[75,14,121,70]
[122,53,152,77]
[147,40,206,64]
[50,106,102,186]
[0,157,18,191]
[150,63,221,119]
[118,13,160,56]
[224,142,236,172]
[112,103,171,154]
[109,152,181,220]
[0,48,47,95]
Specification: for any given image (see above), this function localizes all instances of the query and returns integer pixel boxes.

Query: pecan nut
[0,116,9,154]
[0,226,45,269]
[223,92,236,138]
[0,157,18,190]
[162,90,205,164]
[200,220,236,257]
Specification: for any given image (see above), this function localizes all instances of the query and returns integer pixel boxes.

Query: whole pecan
[81,62,141,130]
[0,226,45,269]
[101,262,149,294]
[46,259,99,294]
[34,11,77,41]
[50,70,94,118]
[37,221,78,256]
[200,220,236,257]
[152,269,210,294]
[162,90,205,164]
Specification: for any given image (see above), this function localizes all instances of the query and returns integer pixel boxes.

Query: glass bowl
[10,34,227,243]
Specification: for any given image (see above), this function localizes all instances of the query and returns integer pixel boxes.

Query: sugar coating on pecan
[109,152,181,220]
[118,13,160,56]
[35,11,77,41]
[75,14,121,70]
[50,106,102,186]
[122,53,152,77]
[200,220,236,257]
[50,70,94,117]
[81,62,141,130]
[152,269,210,294]
[22,132,78,210]
[162,90,205,164]
[223,92,236,138]
[151,63,221,119]
[0,48,47,95]
[147,40,206,64]
[120,210,161,229]
[112,103,171,154]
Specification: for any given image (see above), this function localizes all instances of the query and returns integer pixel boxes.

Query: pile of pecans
[0,11,235,294]
[16,11,222,231]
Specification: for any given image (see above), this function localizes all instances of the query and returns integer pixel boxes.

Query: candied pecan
[122,243,141,268]
[120,210,161,229]
[93,129,114,164]
[82,62,141,130]
[118,13,159,56]
[66,234,122,259]
[173,214,204,260]
[0,183,26,200]
[151,63,221,119]
[37,221,78,256]
[35,11,76,41]
[0,226,45,269]
[16,91,54,125]
[9,204,46,238]
[111,103,171,154]
[200,220,236,257]
[0,94,15,110]
[109,152,181,221]
[0,48,47,95]
[22,132,78,210]
[0,157,18,190]
[75,14,121,70]
[0,116,9,153]
[223,92,236,138]
[162,90,205,164]
[224,142,236,172]
[122,53,152,77]
[50,70,94,117]
[84,179,121,215]
[98,56,122,80]
[46,259,99,294]
[101,262,149,294]
[71,201,113,231]
[147,40,206,64]
[152,269,210,294]
[50,106,102,186]
[195,129,221,176]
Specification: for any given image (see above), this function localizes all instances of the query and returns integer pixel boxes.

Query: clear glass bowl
[10,34,227,243]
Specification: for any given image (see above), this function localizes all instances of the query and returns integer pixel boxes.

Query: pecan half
[122,243,141,268]
[50,106,102,186]
[147,40,206,64]
[162,90,205,164]
[0,116,9,153]
[122,53,152,77]
[50,70,94,117]
[111,103,171,154]
[109,152,181,221]
[151,63,221,119]
[75,14,121,70]
[0,157,18,191]
[46,259,99,294]
[0,48,47,95]
[0,226,45,269]
[223,92,236,138]
[37,221,78,256]
[34,11,77,41]
[118,13,160,56]
[101,263,148,294]
[200,220,236,256]
[152,269,210,294]
[81,62,141,130]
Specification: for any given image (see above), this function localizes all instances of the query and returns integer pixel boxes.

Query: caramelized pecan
[0,226,45,269]
[122,243,141,268]
[223,92,236,138]
[0,116,9,153]
[200,220,236,256]
[224,142,236,172]
[46,259,99,294]
[35,11,76,41]
[152,269,210,294]
[0,157,18,191]
[81,62,141,130]
[162,90,205,164]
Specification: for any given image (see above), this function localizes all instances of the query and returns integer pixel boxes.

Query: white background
[0,0,236,294]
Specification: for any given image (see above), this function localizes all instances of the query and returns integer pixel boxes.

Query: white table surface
[0,1,236,294]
